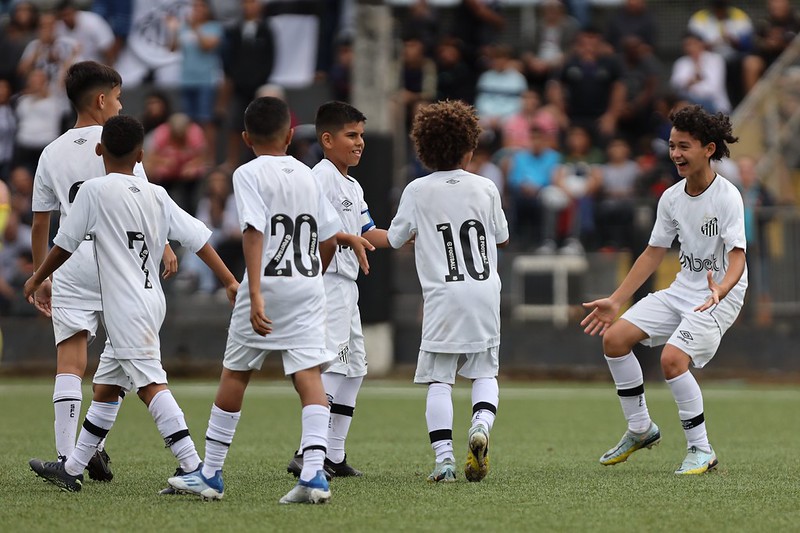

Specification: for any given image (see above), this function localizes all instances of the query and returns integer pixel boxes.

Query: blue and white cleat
[599,422,661,466]
[674,446,718,475]
[279,470,331,504]
[428,458,457,483]
[464,425,489,482]
[167,464,224,500]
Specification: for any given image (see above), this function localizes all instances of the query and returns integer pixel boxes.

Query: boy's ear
[320,131,332,149]
[705,141,716,159]
[96,91,105,111]
[285,127,294,147]
[241,130,253,147]
[135,147,144,163]
[95,142,103,157]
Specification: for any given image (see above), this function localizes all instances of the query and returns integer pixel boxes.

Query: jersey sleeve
[31,151,59,212]
[233,168,268,233]
[358,184,376,235]
[490,184,509,244]
[648,191,677,248]
[162,188,213,252]
[720,185,747,252]
[317,192,341,242]
[387,184,417,249]
[53,181,96,252]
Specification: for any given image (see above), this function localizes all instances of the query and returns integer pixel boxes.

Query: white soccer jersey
[31,125,137,310]
[228,155,341,350]
[313,158,375,282]
[53,173,211,360]
[388,169,509,353]
[650,174,748,305]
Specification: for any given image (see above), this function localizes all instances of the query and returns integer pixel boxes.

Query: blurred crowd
[1,0,798,315]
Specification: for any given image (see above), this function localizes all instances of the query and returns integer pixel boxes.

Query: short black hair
[65,61,122,111]
[101,115,144,159]
[244,97,290,142]
[670,104,738,160]
[315,101,366,140]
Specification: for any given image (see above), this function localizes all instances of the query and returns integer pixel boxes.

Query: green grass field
[1,379,798,532]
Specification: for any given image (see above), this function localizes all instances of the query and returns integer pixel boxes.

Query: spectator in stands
[520,0,579,93]
[0,1,39,91]
[618,34,665,144]
[0,79,16,182]
[91,0,134,65]
[596,137,641,251]
[688,0,753,106]
[397,36,437,130]
[502,89,564,151]
[328,36,353,102]
[12,70,63,174]
[222,0,275,168]
[435,36,475,104]
[56,0,115,65]
[504,125,562,251]
[454,0,506,69]
[8,165,33,227]
[475,44,527,131]
[670,32,731,113]
[17,11,81,91]
[467,134,504,197]
[144,112,208,213]
[399,0,440,57]
[140,89,173,136]
[171,0,223,164]
[552,124,604,254]
[742,0,800,92]
[605,0,658,52]
[551,27,626,143]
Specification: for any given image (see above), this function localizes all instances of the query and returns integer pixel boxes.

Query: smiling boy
[581,104,747,474]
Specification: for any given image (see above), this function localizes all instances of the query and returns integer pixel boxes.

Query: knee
[602,330,632,357]
[660,350,690,379]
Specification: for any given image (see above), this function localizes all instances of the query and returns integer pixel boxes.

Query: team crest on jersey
[128,186,141,193]
[73,138,88,145]
[701,216,719,236]
[341,199,353,211]
[446,178,460,184]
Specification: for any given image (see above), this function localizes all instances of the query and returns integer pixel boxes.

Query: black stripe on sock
[164,429,190,448]
[472,401,497,415]
[206,436,231,448]
[83,419,109,439]
[429,429,453,444]
[330,403,355,417]
[302,444,327,454]
[119,390,126,399]
[53,398,81,403]
[617,384,645,397]
[681,413,705,430]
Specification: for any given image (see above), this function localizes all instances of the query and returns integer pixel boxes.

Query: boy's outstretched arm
[335,231,376,275]
[581,245,667,336]
[243,226,272,336]
[195,242,239,305]
[24,246,73,307]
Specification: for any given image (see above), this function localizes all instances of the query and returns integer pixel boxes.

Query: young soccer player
[372,100,509,482]
[30,60,177,481]
[168,96,367,504]
[581,104,746,474]
[286,101,385,479]
[25,115,239,492]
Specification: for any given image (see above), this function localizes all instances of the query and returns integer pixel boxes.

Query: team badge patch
[701,216,719,236]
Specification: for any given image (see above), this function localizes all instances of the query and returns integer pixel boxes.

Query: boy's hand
[224,281,239,306]
[29,278,52,318]
[580,297,620,336]
[162,245,178,279]
[694,271,721,312]
[351,235,375,275]
[249,293,272,336]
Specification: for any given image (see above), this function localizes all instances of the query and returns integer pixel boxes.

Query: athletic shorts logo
[701,216,719,236]
[678,330,694,343]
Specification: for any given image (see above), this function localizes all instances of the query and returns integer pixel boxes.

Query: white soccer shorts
[93,355,167,392]
[51,307,102,346]
[414,346,500,385]
[323,276,367,378]
[223,336,338,376]
[621,288,742,368]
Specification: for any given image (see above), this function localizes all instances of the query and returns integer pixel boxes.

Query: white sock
[327,375,363,463]
[426,383,454,462]
[605,353,652,433]
[53,373,82,459]
[666,371,710,451]
[97,391,125,453]
[471,377,498,432]
[300,404,329,482]
[203,404,241,478]
[65,400,119,476]
[148,389,200,473]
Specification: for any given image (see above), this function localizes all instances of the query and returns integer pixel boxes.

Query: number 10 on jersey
[436,219,491,283]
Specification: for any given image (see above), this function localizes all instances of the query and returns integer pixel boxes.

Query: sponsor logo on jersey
[679,251,719,273]
[701,216,719,236]
[74,138,87,145]
[128,186,141,193]
[446,178,460,184]
[281,167,294,173]
[341,198,353,211]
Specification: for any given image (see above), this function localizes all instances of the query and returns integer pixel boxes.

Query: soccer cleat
[29,458,83,492]
[287,452,332,480]
[674,446,718,475]
[279,470,331,504]
[599,422,661,466]
[427,458,457,483]
[86,448,113,482]
[160,467,188,495]
[464,425,490,482]
[168,464,224,500]
[324,455,363,477]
